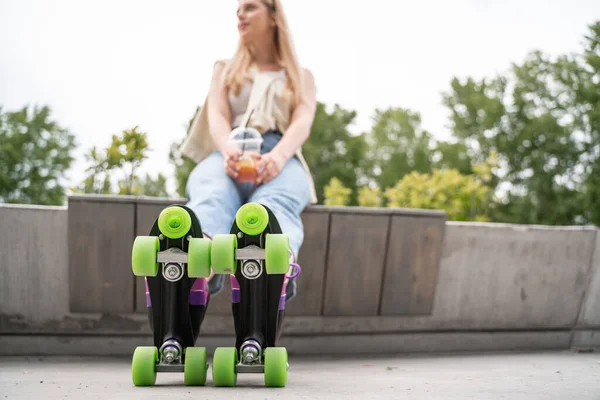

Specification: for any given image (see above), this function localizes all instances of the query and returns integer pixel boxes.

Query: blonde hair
[225,0,304,107]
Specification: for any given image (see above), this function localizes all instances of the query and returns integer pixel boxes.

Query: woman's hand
[223,145,262,180]
[256,150,288,185]
[222,144,242,179]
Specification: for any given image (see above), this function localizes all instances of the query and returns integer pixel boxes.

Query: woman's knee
[251,159,311,212]
[184,152,242,232]
[250,191,306,259]
[186,153,237,201]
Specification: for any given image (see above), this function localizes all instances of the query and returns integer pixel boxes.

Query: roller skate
[210,202,298,388]
[130,205,212,386]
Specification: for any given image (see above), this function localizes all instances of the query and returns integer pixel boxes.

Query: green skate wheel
[265,234,290,274]
[184,347,208,386]
[132,236,159,277]
[235,203,269,236]
[158,206,192,239]
[212,347,238,387]
[264,347,288,387]
[187,238,211,278]
[211,234,237,274]
[131,346,158,386]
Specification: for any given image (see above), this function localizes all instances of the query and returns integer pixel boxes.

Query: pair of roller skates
[130,202,299,388]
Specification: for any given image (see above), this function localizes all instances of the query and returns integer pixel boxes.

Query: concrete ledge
[66,194,447,217]
[577,228,600,327]
[2,200,599,355]
[571,330,600,351]
[0,205,69,324]
[0,331,572,357]
[0,313,579,336]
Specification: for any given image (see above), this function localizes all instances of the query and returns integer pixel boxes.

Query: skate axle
[157,247,189,263]
[156,364,185,373]
[235,248,266,260]
[156,248,191,282]
[159,339,183,363]
[162,263,184,282]
[236,364,264,374]
[241,339,262,363]
[241,260,262,279]
[162,347,179,363]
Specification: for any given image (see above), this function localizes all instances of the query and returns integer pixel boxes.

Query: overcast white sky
[1,0,599,196]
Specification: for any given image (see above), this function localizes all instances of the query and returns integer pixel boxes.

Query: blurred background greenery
[1,22,599,225]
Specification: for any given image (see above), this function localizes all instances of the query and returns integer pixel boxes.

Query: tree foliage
[74,126,168,197]
[0,105,76,205]
[441,23,600,225]
[8,21,600,226]
[169,106,199,198]
[302,102,369,205]
[357,185,382,207]
[384,155,497,221]
[323,177,352,206]
[366,108,434,190]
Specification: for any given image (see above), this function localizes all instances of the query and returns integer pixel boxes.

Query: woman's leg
[248,156,311,302]
[185,150,243,294]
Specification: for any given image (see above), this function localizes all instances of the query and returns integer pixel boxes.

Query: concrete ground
[1,351,599,399]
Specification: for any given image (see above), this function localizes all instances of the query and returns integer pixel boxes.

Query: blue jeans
[185,131,311,297]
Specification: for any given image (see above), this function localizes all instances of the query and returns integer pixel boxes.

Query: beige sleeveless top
[179,61,318,204]
[229,69,287,129]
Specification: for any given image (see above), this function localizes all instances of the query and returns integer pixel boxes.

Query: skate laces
[287,263,302,279]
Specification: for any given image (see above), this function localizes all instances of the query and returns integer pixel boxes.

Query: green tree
[125,173,169,197]
[0,105,76,205]
[108,126,150,195]
[76,126,168,197]
[76,146,112,194]
[302,102,369,205]
[169,106,201,198]
[169,139,196,199]
[357,185,382,207]
[323,177,352,206]
[384,163,493,222]
[432,141,474,176]
[442,45,590,225]
[366,108,434,191]
[576,22,600,225]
